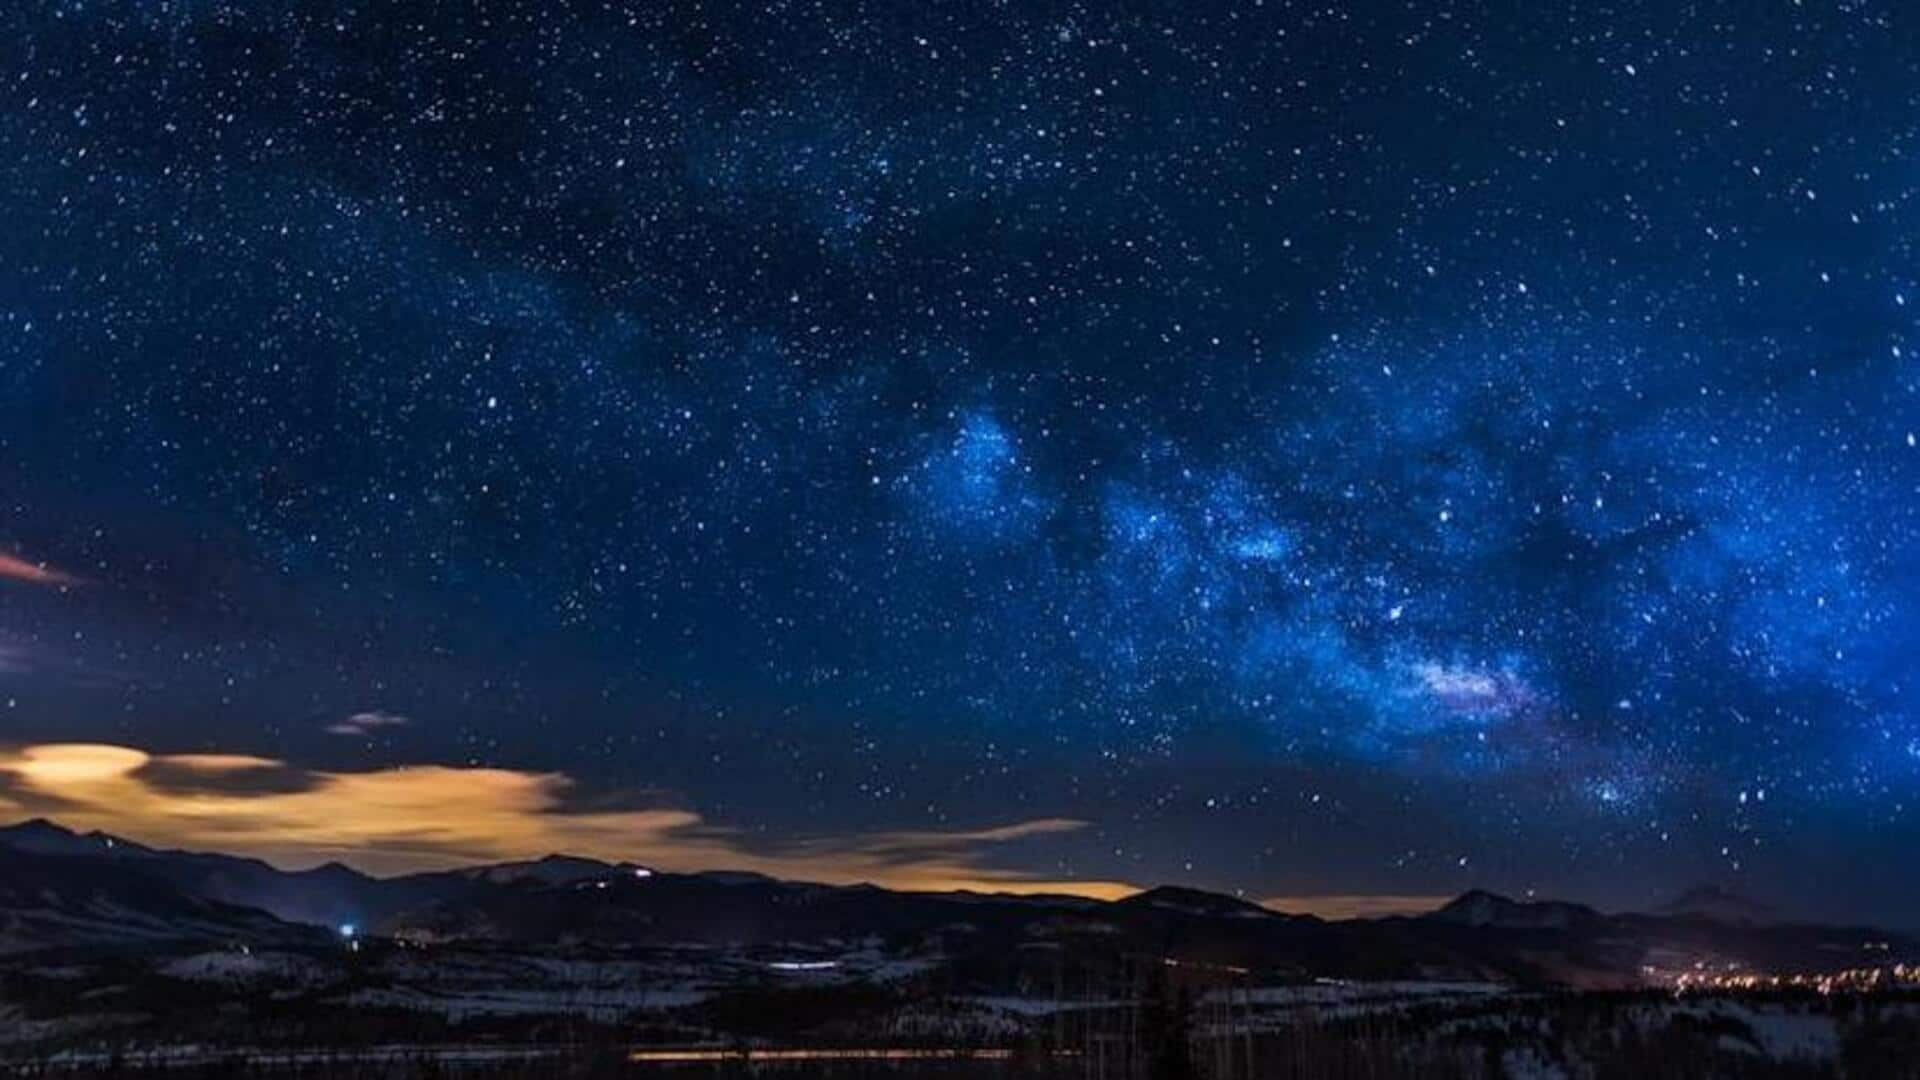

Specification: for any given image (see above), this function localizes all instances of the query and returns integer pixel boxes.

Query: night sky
[3,1,1919,925]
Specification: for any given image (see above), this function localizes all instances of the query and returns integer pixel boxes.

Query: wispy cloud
[325,711,411,737]
[0,552,81,588]
[0,742,1133,898]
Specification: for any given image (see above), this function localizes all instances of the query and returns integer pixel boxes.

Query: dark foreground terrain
[5,990,1920,1079]
[4,820,1920,1078]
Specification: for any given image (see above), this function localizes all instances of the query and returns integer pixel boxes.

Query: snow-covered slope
[0,848,311,954]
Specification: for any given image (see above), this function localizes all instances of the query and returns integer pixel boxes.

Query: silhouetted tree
[1140,968,1198,1080]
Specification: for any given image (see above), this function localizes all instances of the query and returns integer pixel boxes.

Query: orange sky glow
[0,741,1433,917]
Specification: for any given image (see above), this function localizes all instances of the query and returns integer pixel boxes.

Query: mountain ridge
[3,816,1912,991]
[1647,884,1781,927]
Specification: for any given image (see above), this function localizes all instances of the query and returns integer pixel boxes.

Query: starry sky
[3,1,1919,926]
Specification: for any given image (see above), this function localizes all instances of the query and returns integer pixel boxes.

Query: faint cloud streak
[326,711,412,737]
[0,552,81,588]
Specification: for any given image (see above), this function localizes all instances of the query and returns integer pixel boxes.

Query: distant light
[767,960,838,972]
[338,923,357,939]
[633,867,653,879]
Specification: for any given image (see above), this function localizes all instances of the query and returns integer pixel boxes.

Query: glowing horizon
[0,741,1138,898]
[0,741,1457,917]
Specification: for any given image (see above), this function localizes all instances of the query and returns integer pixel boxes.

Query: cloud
[131,754,323,797]
[0,552,81,588]
[0,743,1134,897]
[325,711,412,737]
[1260,894,1451,920]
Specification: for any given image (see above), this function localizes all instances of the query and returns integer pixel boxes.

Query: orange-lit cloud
[0,743,1135,899]
[1261,893,1449,920]
[0,552,81,588]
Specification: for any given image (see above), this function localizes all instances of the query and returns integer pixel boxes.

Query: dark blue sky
[2,1,1918,923]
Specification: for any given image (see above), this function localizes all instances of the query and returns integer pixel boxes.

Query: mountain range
[0,817,1907,990]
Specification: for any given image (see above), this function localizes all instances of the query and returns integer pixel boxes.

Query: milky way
[2,2,1918,923]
